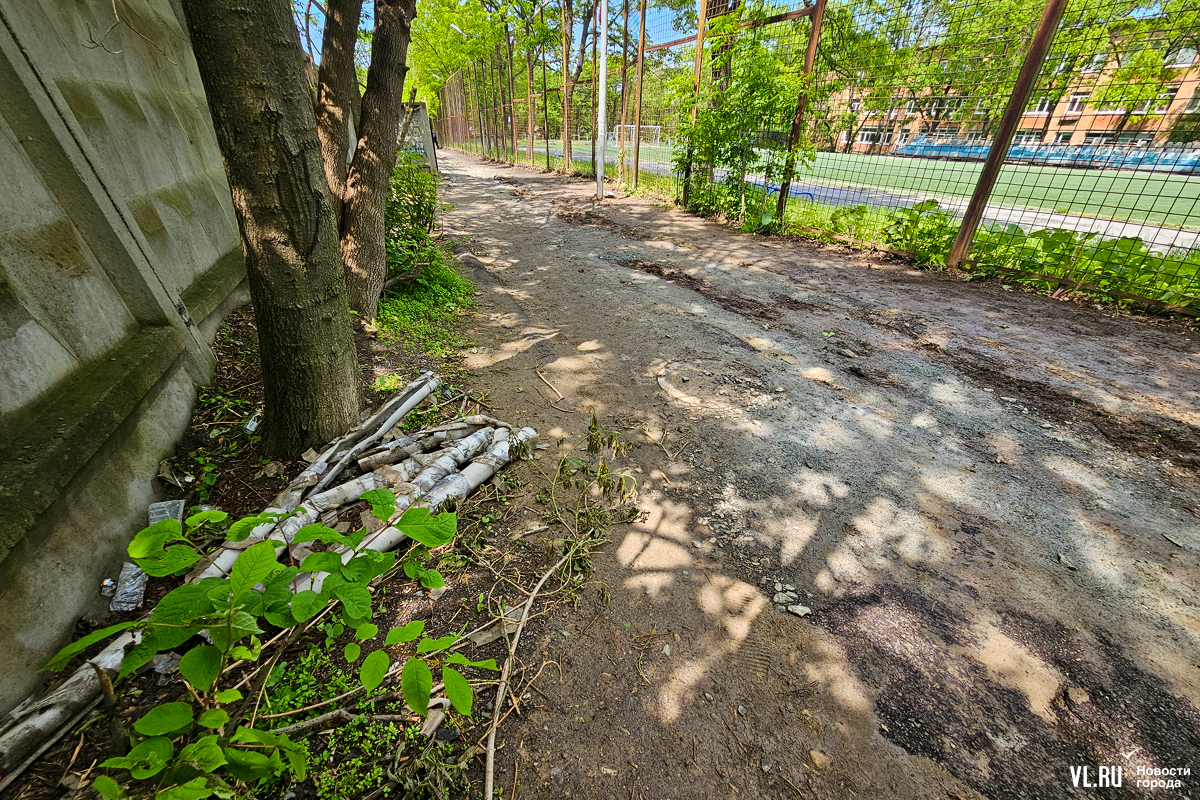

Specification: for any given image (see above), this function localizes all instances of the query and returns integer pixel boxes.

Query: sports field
[508,139,1200,230]
[802,151,1200,229]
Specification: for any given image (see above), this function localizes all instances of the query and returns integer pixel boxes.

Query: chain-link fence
[433,0,1200,312]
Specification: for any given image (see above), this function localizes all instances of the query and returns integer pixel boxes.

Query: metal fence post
[773,0,826,226]
[946,0,1070,268]
[680,0,710,208]
[631,0,647,189]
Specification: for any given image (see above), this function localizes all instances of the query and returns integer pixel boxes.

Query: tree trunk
[181,0,361,458]
[314,0,364,223]
[341,0,419,320]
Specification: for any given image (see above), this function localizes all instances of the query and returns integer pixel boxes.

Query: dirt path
[437,150,1200,800]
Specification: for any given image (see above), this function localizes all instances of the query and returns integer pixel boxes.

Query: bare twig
[534,367,564,400]
[483,548,576,800]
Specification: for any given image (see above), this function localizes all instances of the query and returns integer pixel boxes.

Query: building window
[857,127,893,145]
[1187,93,1200,113]
[1166,45,1197,68]
[849,99,861,112]
[905,99,916,115]
[1012,130,1042,145]
[1133,87,1178,115]
[897,131,911,144]
[1027,97,1053,114]
[1084,131,1114,145]
[1066,92,1088,114]
[1054,132,1074,144]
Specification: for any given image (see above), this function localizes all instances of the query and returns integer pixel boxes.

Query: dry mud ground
[437,150,1200,800]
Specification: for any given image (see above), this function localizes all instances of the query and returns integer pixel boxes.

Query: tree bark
[314,0,365,223]
[181,0,361,458]
[341,0,419,320]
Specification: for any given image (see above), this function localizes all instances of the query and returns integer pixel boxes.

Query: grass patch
[375,250,476,365]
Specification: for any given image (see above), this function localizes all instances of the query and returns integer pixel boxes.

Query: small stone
[561,630,571,638]
[784,584,796,591]
[709,537,717,543]
[767,457,776,464]
[662,644,672,657]
[681,570,689,576]
[773,592,792,604]
[805,460,814,469]
[737,705,747,716]
[775,387,785,393]
[692,540,703,548]
[787,605,813,618]
[761,756,772,772]
[809,750,832,770]
[1067,687,1091,707]
[704,692,714,702]
[682,376,690,382]
[775,582,783,591]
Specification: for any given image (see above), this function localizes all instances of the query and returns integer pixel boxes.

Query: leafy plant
[44,492,479,799]
[883,200,957,267]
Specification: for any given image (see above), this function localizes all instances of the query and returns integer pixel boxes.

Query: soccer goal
[609,124,662,147]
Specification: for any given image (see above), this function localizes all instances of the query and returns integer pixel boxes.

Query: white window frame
[1027,97,1053,115]
[1166,45,1197,68]
[1066,93,1088,114]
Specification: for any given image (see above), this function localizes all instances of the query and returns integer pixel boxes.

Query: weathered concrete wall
[0,0,246,714]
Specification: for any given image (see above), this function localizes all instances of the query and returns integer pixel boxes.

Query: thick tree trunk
[314,0,365,223]
[181,0,361,458]
[341,0,418,320]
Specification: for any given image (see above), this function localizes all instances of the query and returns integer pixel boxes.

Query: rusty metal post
[680,0,710,207]
[946,0,1069,268]
[631,0,647,189]
[773,0,825,226]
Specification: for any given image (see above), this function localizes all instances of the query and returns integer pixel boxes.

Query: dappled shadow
[439,150,1200,800]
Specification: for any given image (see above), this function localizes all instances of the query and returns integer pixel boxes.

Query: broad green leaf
[151,584,216,624]
[442,666,472,715]
[134,702,194,737]
[214,688,242,703]
[293,524,346,545]
[178,646,221,692]
[156,776,214,800]
[92,775,127,799]
[196,708,230,729]
[342,528,367,550]
[223,747,276,783]
[401,658,433,716]
[277,734,307,780]
[385,620,425,645]
[230,541,279,597]
[395,508,456,548]
[355,623,379,641]
[290,590,325,622]
[144,624,202,652]
[118,638,160,680]
[127,520,183,559]
[299,551,346,575]
[418,568,445,590]
[359,549,397,579]
[136,544,202,577]
[41,621,137,672]
[126,736,173,779]
[416,633,458,654]
[264,609,295,629]
[361,488,397,521]
[360,649,389,692]
[230,726,279,746]
[344,642,361,663]
[332,585,371,619]
[445,652,499,671]
[340,556,376,584]
[226,514,270,543]
[186,509,228,528]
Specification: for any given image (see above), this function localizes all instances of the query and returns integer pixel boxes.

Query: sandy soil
[437,150,1200,800]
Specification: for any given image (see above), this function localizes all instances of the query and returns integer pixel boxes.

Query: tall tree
[341,0,421,319]
[181,0,361,457]
[315,0,366,222]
